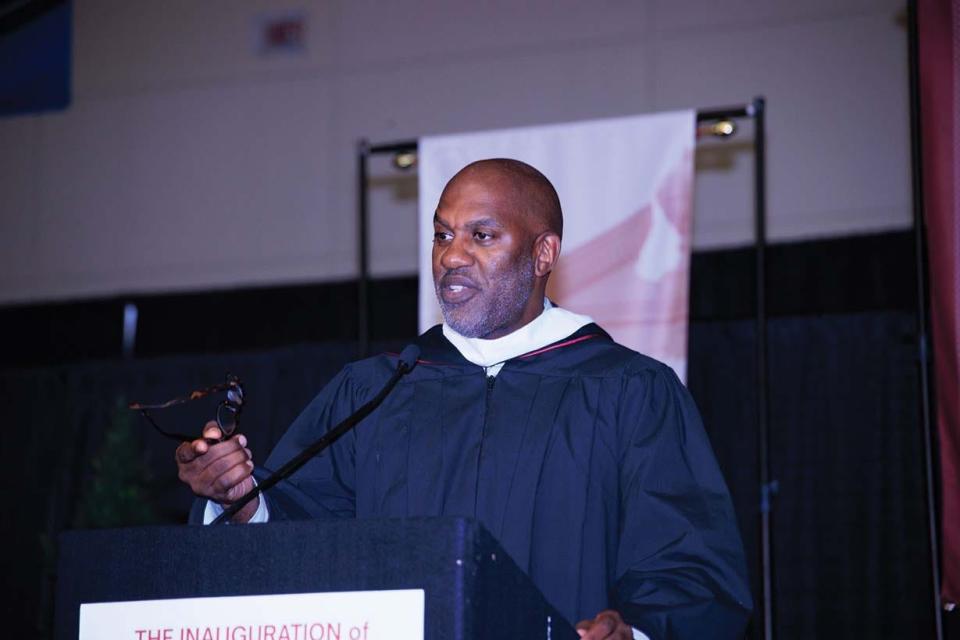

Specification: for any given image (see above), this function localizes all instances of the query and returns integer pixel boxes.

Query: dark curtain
[690,312,931,638]
[0,312,933,638]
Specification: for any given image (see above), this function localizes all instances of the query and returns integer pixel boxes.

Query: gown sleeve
[252,367,366,521]
[613,363,753,639]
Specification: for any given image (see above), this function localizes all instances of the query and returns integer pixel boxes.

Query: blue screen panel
[0,0,71,117]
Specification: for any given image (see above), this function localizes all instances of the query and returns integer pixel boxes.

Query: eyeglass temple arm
[138,410,220,445]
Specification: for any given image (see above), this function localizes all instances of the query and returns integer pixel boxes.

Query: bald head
[445,158,563,239]
[432,158,564,339]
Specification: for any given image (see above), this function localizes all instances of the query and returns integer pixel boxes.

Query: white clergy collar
[442,299,593,375]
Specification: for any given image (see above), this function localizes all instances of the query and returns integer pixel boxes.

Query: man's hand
[176,421,258,523]
[575,610,633,640]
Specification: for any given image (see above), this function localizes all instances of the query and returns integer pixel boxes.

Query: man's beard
[436,254,536,339]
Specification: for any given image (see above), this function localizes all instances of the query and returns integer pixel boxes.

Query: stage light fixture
[393,151,418,170]
[696,119,737,139]
[712,120,736,136]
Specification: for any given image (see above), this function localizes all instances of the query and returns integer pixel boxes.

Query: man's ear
[533,232,561,277]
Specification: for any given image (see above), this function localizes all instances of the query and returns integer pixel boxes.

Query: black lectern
[55,517,578,640]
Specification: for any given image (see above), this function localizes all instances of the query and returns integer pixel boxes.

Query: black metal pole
[696,106,750,122]
[357,139,370,358]
[368,140,418,154]
[750,95,776,640]
[906,0,945,636]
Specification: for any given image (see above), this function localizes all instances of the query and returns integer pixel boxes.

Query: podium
[55,517,578,639]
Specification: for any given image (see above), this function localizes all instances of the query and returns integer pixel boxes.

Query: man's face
[432,172,538,339]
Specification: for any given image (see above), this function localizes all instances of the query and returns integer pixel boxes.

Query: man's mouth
[439,275,479,305]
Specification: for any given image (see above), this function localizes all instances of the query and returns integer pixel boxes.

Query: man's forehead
[442,167,514,198]
[433,211,504,228]
[439,168,525,210]
[434,203,526,235]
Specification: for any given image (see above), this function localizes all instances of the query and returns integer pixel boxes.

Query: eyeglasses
[129,375,244,443]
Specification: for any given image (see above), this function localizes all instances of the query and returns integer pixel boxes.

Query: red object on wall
[257,13,306,54]
[266,20,303,49]
[919,0,960,610]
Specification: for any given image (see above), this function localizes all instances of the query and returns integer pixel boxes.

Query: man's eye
[474,231,493,241]
[434,231,452,242]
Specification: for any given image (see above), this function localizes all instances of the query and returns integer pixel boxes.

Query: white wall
[0,0,911,304]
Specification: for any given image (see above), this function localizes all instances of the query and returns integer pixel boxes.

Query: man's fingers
[579,621,612,640]
[202,421,222,441]
[576,611,625,640]
[187,421,225,457]
[184,451,253,502]
[174,413,255,497]
[189,437,248,474]
[575,620,597,638]
[211,459,255,498]
[174,418,257,503]
[223,470,255,503]
[175,442,197,464]
[200,448,252,482]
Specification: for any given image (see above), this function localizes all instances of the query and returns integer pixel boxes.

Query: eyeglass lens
[217,403,239,437]
[217,383,243,437]
[226,386,243,405]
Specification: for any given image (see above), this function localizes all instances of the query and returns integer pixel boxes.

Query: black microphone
[212,344,421,525]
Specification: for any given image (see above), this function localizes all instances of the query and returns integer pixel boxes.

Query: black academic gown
[249,324,752,639]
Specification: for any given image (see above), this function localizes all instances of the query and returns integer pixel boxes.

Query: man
[177,159,752,639]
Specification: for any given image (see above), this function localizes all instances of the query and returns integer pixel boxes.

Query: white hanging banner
[418,110,696,381]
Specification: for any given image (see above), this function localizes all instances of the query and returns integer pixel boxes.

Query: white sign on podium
[79,589,425,640]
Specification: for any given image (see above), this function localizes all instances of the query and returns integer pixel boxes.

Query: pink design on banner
[547,150,694,375]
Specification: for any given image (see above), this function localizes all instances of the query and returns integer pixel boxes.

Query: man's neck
[442,299,592,371]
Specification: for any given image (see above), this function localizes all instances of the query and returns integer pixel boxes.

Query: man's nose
[440,236,473,269]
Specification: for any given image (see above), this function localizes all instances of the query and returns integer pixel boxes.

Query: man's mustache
[438,269,480,289]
